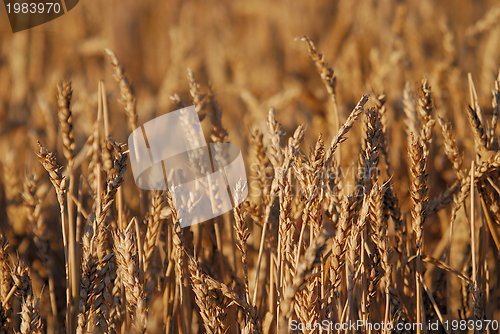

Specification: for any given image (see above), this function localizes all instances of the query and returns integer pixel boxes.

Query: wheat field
[0,0,500,333]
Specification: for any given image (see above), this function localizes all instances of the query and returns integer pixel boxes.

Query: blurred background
[0,0,499,206]
[0,0,499,145]
[1,0,499,147]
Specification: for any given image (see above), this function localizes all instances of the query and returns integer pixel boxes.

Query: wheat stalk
[369,183,392,333]
[21,174,59,326]
[36,141,72,331]
[187,68,208,121]
[57,79,79,332]
[105,49,138,132]
[298,36,340,160]
[143,190,165,294]
[324,95,370,167]
[417,79,435,158]
[20,294,43,334]
[0,236,11,310]
[409,134,428,333]
[113,219,147,333]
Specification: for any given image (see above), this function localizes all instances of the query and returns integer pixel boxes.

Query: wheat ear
[0,235,11,310]
[409,134,428,333]
[324,95,370,166]
[36,141,72,331]
[21,174,59,324]
[104,49,138,132]
[57,79,79,331]
[13,264,42,334]
[298,36,340,159]
[113,218,147,333]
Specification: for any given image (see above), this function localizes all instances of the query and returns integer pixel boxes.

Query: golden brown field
[1,0,500,333]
